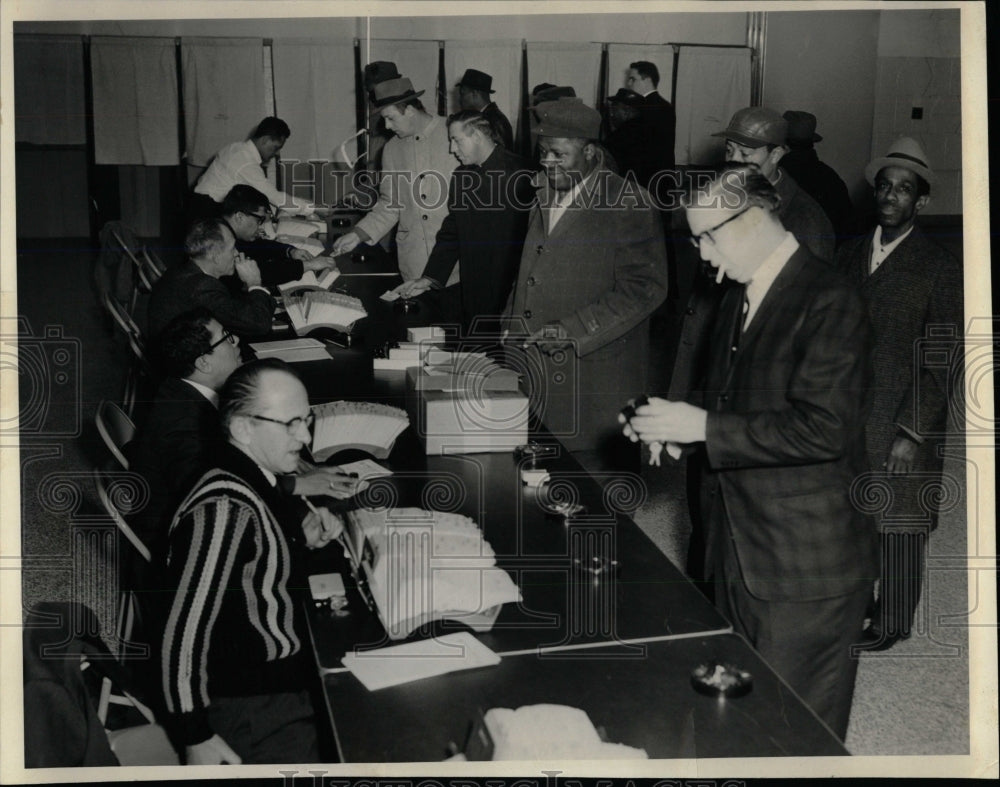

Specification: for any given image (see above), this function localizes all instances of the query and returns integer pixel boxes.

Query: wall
[761,10,881,208]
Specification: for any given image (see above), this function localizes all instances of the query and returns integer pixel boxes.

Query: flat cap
[713,106,788,148]
[531,98,601,140]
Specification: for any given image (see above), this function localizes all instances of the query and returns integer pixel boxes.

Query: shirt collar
[747,231,799,304]
[181,377,219,408]
[554,166,599,207]
[873,223,914,256]
[231,441,279,487]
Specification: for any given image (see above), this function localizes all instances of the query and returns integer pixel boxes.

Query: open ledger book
[310,400,409,461]
[277,267,341,294]
[343,507,522,640]
[282,290,367,335]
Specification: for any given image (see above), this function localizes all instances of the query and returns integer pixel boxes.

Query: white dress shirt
[180,377,219,408]
[869,224,914,274]
[194,139,312,214]
[744,231,799,329]
[548,169,598,231]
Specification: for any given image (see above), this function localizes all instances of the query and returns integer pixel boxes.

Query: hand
[234,255,262,287]
[332,232,361,256]
[289,249,313,263]
[304,255,337,273]
[523,322,572,356]
[185,734,242,765]
[294,466,363,499]
[302,507,345,549]
[885,434,919,475]
[619,397,708,445]
[394,277,433,299]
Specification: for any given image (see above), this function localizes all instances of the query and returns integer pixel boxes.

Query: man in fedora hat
[506,98,668,463]
[361,61,403,171]
[332,77,460,291]
[836,137,963,652]
[779,110,854,244]
[456,68,514,150]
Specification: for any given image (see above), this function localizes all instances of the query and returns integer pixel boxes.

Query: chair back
[95,399,136,471]
[93,467,152,564]
[141,247,166,282]
[101,291,143,340]
[111,228,153,293]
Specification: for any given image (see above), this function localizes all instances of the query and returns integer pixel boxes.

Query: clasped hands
[619,396,708,446]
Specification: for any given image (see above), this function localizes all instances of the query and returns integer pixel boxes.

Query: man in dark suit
[836,137,963,651]
[603,88,648,185]
[624,164,877,739]
[394,109,533,335]
[625,60,676,188]
[218,185,336,288]
[457,68,514,151]
[147,219,274,340]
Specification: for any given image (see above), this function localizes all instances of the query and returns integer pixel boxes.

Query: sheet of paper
[342,632,500,691]
[250,338,324,353]
[336,459,393,480]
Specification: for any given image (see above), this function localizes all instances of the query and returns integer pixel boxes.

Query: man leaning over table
[623,164,877,739]
[161,359,344,764]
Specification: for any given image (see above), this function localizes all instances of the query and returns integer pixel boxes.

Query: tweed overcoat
[507,166,668,451]
[835,225,963,529]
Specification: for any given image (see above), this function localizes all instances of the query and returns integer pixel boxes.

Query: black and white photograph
[0,0,995,783]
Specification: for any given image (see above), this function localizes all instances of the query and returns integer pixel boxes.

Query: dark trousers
[711,521,869,740]
[874,528,927,639]
[207,690,318,764]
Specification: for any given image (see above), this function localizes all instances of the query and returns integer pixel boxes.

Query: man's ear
[582,142,598,162]
[228,414,252,447]
[915,193,931,213]
[768,145,787,167]
[192,353,212,375]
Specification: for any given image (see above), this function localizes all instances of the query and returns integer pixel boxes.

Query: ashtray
[352,249,370,264]
[690,661,753,698]
[394,297,418,313]
[572,555,620,579]
[542,501,588,520]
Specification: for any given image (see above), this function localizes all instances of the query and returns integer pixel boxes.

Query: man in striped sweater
[161,359,342,765]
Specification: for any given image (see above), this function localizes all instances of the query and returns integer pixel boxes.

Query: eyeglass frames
[688,207,751,248]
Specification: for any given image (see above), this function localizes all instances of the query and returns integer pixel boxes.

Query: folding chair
[95,399,136,471]
[110,228,154,312]
[141,246,166,282]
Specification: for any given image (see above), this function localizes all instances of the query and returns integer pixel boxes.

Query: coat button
[527,276,536,286]
[535,244,544,253]
[524,309,532,319]
[420,194,427,201]
[686,307,695,315]
[731,345,738,353]
[422,215,428,220]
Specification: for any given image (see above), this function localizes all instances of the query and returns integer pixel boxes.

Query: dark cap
[712,106,788,148]
[783,110,822,143]
[456,68,495,93]
[363,61,401,91]
[606,88,644,107]
[531,98,601,140]
[370,77,425,112]
[530,85,577,106]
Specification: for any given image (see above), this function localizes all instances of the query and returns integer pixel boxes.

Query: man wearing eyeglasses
[161,358,343,765]
[218,185,336,288]
[622,164,876,740]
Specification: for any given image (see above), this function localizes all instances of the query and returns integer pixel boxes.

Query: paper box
[405,369,528,455]
[407,326,448,342]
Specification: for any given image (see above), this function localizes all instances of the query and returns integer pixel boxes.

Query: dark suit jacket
[220,218,305,287]
[835,225,962,527]
[774,170,835,263]
[637,91,676,204]
[697,244,877,601]
[780,149,853,242]
[423,145,533,332]
[507,166,668,451]
[147,259,275,340]
[482,102,514,151]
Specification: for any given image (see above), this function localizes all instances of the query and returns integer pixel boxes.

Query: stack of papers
[277,267,341,294]
[249,338,332,363]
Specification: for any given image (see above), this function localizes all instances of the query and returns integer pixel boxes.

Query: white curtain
[271,39,356,163]
[91,37,179,165]
[181,38,266,166]
[673,46,751,166]
[527,42,603,107]
[13,35,86,145]
[367,39,440,107]
[443,40,521,125]
[606,44,673,101]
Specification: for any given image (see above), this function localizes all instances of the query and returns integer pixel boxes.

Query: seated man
[147,219,273,340]
[218,185,336,288]
[190,116,318,222]
[130,307,358,566]
[161,359,344,765]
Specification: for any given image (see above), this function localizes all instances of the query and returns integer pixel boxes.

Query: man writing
[623,164,877,739]
[395,110,533,335]
[161,359,343,764]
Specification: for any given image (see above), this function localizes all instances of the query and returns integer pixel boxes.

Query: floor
[10,234,972,760]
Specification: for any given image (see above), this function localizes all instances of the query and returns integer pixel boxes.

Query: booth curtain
[14,35,86,145]
[606,43,674,102]
[90,37,180,165]
[443,40,521,127]
[181,38,266,167]
[526,42,603,107]
[674,46,751,166]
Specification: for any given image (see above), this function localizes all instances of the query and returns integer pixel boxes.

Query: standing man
[456,68,514,150]
[837,137,963,651]
[331,77,459,287]
[508,99,668,461]
[780,110,854,244]
[148,219,273,340]
[218,185,336,287]
[191,117,318,221]
[713,107,835,262]
[161,359,343,765]
[625,61,676,196]
[624,164,876,739]
[603,88,648,184]
[394,110,534,335]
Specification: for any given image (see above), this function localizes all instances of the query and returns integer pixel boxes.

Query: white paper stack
[248,338,332,363]
[283,291,367,335]
[485,705,648,760]
[277,267,341,294]
[310,400,409,461]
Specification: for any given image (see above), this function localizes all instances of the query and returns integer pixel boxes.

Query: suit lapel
[738,249,808,354]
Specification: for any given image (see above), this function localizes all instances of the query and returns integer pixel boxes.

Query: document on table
[248,338,332,362]
[342,632,500,691]
[336,459,393,480]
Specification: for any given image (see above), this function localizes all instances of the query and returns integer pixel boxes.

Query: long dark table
[259,258,845,762]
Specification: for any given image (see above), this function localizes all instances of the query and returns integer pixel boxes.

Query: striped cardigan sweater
[161,444,307,746]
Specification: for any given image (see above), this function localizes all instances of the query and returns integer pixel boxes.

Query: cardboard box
[405,368,528,454]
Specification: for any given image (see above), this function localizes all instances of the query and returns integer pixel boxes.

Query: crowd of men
[122,58,961,763]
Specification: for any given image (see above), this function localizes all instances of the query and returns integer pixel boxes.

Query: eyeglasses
[246,412,315,433]
[208,329,237,350]
[247,212,271,225]
[688,207,751,248]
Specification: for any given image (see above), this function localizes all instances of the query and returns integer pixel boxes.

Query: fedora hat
[456,68,495,93]
[712,106,787,148]
[364,61,401,91]
[864,136,935,186]
[531,98,601,140]
[783,110,822,143]
[370,77,425,112]
[529,84,576,107]
[606,88,644,107]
